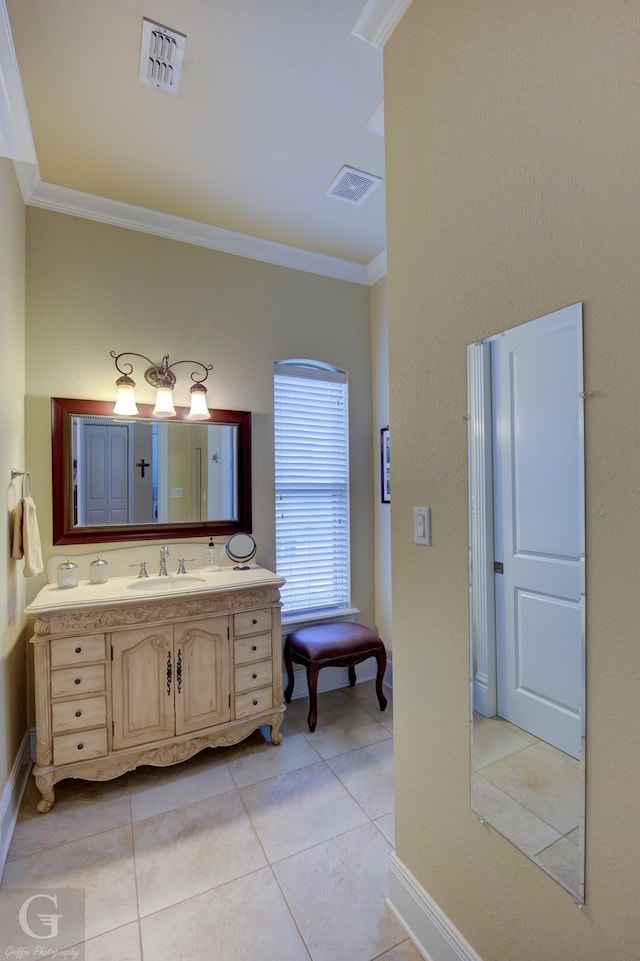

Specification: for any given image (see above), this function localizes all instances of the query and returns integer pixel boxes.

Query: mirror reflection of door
[468,302,585,902]
[492,308,584,759]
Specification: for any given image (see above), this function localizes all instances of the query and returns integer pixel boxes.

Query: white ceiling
[2,1,411,283]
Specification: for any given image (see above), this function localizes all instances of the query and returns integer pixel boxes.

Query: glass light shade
[114,382,138,416]
[152,386,177,417]
[188,386,211,420]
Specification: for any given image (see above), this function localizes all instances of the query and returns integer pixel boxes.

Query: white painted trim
[12,158,39,201]
[466,342,497,717]
[368,248,387,284]
[388,852,485,961]
[0,0,37,162]
[0,731,32,881]
[351,0,414,49]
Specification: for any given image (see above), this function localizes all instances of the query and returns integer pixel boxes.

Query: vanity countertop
[26,565,285,615]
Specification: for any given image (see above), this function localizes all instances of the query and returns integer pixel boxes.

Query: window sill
[281,607,360,637]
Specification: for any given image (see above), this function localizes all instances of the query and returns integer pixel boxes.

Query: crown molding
[26,178,374,285]
[0,0,36,162]
[351,0,413,49]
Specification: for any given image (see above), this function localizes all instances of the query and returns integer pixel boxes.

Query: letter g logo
[18,893,63,939]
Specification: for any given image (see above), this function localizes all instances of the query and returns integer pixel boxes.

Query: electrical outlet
[413,507,431,546]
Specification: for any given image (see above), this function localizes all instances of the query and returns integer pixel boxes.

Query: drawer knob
[75,646,82,654]
[77,742,84,750]
[252,673,258,679]
[253,699,258,706]
[251,645,257,651]
[75,710,82,718]
[252,618,258,625]
[74,678,81,685]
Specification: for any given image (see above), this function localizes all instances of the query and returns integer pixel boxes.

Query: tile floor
[2,681,422,961]
[471,714,584,897]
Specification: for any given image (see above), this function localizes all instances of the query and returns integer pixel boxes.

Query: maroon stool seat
[284,622,387,732]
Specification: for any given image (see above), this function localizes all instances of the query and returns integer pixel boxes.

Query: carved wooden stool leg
[375,649,388,712]
[306,663,320,732]
[284,638,295,703]
[348,665,357,687]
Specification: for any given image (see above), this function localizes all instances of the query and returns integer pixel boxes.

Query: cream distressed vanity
[27,563,285,812]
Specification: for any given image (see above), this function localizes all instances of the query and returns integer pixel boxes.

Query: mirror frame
[52,397,252,545]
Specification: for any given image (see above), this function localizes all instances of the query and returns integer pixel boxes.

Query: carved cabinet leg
[35,774,55,813]
[270,714,284,745]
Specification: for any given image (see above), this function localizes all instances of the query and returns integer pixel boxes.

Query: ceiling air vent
[325,166,383,206]
[139,18,186,94]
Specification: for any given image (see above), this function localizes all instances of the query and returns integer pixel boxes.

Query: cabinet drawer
[53,728,107,766]
[234,633,272,665]
[51,664,105,699]
[235,687,273,719]
[233,609,272,637]
[51,695,107,734]
[50,635,105,668]
[235,660,273,693]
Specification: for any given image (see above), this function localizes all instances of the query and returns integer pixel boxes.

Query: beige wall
[0,158,27,797]
[385,1,640,958]
[371,276,392,649]
[24,209,375,631]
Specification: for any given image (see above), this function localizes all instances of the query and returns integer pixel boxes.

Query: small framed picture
[380,426,390,503]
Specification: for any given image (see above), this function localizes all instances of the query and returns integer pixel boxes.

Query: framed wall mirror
[52,398,252,545]
[467,303,585,903]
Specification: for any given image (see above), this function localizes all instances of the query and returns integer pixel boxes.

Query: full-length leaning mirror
[467,303,586,903]
[52,398,252,545]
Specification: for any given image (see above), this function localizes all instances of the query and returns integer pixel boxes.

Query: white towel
[21,496,43,577]
[11,500,24,559]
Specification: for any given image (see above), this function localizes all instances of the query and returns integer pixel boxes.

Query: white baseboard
[387,852,484,961]
[0,731,32,880]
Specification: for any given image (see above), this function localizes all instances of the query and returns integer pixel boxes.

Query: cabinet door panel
[112,627,174,749]
[175,617,230,735]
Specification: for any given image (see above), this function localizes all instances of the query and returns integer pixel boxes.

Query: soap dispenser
[205,539,219,571]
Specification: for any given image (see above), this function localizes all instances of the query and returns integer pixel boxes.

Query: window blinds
[274,363,350,618]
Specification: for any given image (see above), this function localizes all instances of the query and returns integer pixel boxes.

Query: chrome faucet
[159,546,170,576]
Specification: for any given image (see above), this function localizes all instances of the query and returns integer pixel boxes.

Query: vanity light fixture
[111,351,213,420]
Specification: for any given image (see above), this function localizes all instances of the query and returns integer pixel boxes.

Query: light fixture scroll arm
[110,350,159,380]
[166,358,214,388]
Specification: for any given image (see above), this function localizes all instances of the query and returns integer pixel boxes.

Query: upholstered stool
[284,623,387,732]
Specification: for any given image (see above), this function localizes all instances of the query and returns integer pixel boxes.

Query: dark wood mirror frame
[52,397,252,545]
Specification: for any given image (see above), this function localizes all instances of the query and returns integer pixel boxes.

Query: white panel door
[492,303,584,758]
[84,423,129,525]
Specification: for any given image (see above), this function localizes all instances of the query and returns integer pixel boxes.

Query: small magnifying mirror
[226,532,257,570]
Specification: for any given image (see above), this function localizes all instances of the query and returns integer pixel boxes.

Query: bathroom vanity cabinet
[27,569,285,812]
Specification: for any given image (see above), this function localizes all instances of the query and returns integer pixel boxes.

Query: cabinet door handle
[177,648,182,694]
[166,650,172,696]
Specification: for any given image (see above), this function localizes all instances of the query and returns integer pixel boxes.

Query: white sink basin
[127,575,207,592]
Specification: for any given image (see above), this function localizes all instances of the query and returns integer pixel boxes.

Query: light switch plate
[413,507,431,545]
